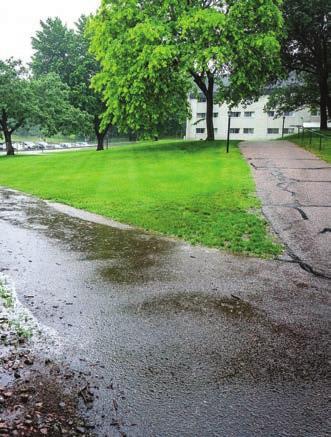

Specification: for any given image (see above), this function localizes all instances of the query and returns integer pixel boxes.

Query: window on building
[213,112,219,118]
[229,111,241,118]
[267,128,279,134]
[283,128,295,134]
[283,111,294,117]
[244,111,255,117]
[243,128,254,134]
[196,128,205,134]
[198,95,206,103]
[214,128,218,133]
[229,128,240,134]
[267,111,275,117]
[197,113,206,118]
[311,109,320,116]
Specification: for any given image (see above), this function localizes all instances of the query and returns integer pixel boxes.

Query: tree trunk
[190,70,215,141]
[94,117,112,151]
[319,79,328,130]
[96,130,106,151]
[205,80,215,141]
[4,128,14,156]
[1,110,15,155]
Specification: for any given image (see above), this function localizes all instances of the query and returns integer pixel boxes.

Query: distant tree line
[0,59,88,155]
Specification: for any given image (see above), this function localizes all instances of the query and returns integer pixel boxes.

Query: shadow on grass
[116,139,239,155]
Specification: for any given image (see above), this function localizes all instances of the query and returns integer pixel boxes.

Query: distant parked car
[22,141,35,151]
[59,143,69,148]
[36,141,48,150]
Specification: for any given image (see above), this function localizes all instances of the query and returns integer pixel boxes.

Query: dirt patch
[0,278,95,436]
[0,354,95,436]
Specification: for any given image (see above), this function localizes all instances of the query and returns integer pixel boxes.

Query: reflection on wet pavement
[0,189,175,284]
[0,188,330,436]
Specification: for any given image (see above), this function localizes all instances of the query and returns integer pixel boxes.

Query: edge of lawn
[283,133,331,164]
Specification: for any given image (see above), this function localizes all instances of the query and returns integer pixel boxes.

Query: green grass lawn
[0,140,281,257]
[287,131,331,163]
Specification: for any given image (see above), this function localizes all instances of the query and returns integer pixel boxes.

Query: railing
[297,127,331,150]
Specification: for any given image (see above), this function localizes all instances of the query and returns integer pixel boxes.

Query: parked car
[22,141,35,151]
[36,141,48,150]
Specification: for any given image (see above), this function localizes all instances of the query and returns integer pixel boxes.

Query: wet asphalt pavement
[0,169,330,435]
[241,141,331,279]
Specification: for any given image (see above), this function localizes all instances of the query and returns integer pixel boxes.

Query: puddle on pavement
[125,292,261,319]
[0,189,174,284]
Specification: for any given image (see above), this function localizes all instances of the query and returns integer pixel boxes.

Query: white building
[186,95,320,141]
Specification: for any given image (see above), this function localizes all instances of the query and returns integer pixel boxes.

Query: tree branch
[9,120,24,134]
[189,70,207,95]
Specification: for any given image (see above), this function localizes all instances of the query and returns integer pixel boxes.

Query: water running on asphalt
[0,188,329,436]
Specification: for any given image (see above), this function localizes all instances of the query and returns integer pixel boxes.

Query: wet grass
[287,131,331,163]
[0,139,281,257]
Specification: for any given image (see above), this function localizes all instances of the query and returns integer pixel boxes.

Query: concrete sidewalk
[241,140,331,279]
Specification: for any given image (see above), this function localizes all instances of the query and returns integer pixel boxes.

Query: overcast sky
[0,0,100,63]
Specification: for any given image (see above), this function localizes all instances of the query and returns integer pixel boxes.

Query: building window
[267,111,275,117]
[197,113,206,118]
[229,128,240,134]
[213,112,219,118]
[283,128,294,134]
[214,128,218,133]
[198,95,206,103]
[267,128,279,134]
[283,111,294,117]
[196,128,205,134]
[229,111,241,118]
[311,109,320,116]
[243,128,254,134]
[244,111,255,118]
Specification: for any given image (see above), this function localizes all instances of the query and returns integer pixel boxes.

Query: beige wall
[186,95,320,140]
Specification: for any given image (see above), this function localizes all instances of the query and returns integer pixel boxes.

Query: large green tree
[88,0,283,140]
[268,0,330,129]
[31,16,110,150]
[0,58,86,156]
